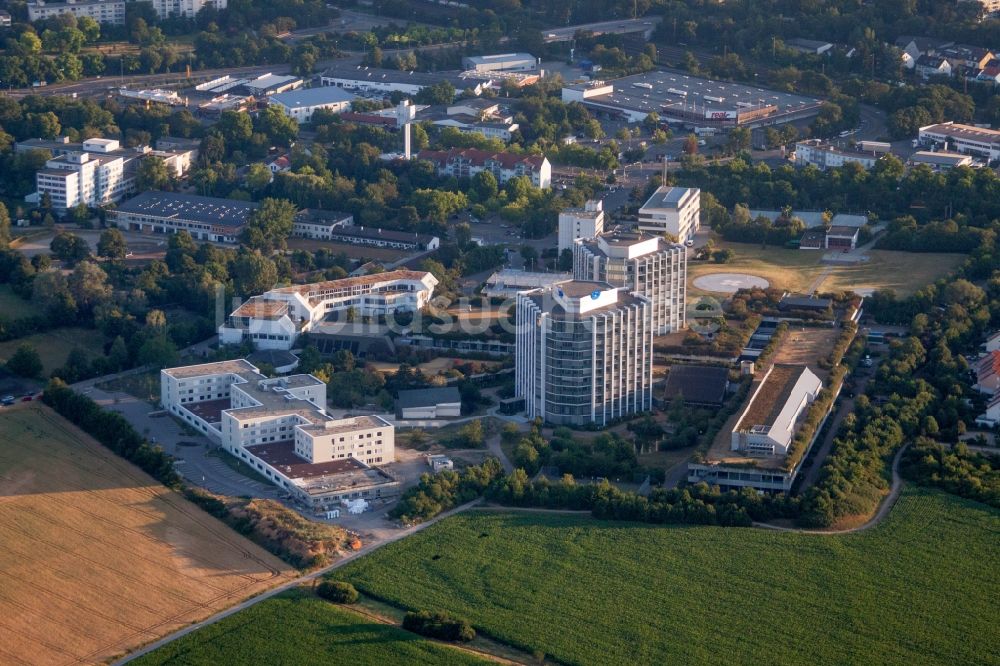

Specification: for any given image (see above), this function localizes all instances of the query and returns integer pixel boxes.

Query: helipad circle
[693,273,770,293]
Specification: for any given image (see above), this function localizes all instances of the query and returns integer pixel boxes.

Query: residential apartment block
[28,0,125,25]
[35,138,137,211]
[574,231,687,335]
[637,186,700,243]
[793,139,882,170]
[515,281,653,426]
[558,200,605,252]
[22,137,195,211]
[147,0,226,18]
[161,359,397,508]
[219,271,438,350]
[417,148,551,189]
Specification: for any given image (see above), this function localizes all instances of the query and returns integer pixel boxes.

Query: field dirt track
[0,404,295,665]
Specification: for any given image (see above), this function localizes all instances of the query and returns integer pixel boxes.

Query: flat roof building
[268,87,356,123]
[397,386,462,419]
[638,186,700,243]
[793,139,883,170]
[219,270,438,350]
[112,192,362,245]
[111,191,259,244]
[243,73,303,97]
[516,280,653,426]
[462,53,537,73]
[731,365,822,456]
[558,200,605,253]
[324,223,440,251]
[319,66,483,98]
[562,70,821,125]
[482,269,571,299]
[908,150,975,170]
[918,122,1000,160]
[161,359,396,509]
[574,231,687,335]
[28,0,125,24]
[663,365,730,406]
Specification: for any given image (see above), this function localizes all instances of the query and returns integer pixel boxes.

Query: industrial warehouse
[563,70,822,126]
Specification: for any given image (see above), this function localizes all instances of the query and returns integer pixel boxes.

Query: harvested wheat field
[0,404,296,665]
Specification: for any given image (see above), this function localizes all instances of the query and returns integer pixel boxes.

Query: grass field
[336,488,999,665]
[0,405,296,665]
[132,588,490,666]
[689,241,965,296]
[0,327,107,376]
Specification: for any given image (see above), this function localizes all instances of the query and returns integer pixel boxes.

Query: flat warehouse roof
[584,70,820,116]
[271,87,355,108]
[115,191,259,228]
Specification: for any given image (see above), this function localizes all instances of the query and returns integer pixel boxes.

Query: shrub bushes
[317,580,359,604]
[402,610,476,642]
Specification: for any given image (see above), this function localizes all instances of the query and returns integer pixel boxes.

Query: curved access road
[754,443,909,536]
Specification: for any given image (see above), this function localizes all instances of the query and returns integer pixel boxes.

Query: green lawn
[0,327,107,376]
[131,589,490,666]
[336,488,1000,666]
[689,241,965,296]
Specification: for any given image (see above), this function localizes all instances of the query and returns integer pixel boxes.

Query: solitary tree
[97,228,128,261]
[7,343,42,378]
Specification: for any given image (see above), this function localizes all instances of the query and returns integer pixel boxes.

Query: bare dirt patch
[0,404,296,665]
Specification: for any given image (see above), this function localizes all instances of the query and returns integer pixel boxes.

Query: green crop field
[132,589,490,665]
[338,488,1000,666]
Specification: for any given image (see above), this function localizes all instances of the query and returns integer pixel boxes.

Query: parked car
[21,395,32,402]
[1,396,15,406]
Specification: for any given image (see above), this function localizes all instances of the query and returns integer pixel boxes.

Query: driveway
[73,375,280,499]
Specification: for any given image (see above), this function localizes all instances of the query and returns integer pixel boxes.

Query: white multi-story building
[161,359,397,508]
[793,140,882,170]
[268,87,356,123]
[515,280,653,426]
[219,271,439,350]
[918,122,1000,161]
[147,0,226,18]
[574,231,687,335]
[28,0,126,25]
[558,200,605,252]
[417,148,551,189]
[36,149,128,211]
[638,186,700,243]
[30,137,194,212]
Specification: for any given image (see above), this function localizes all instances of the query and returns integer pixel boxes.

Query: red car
[21,396,32,402]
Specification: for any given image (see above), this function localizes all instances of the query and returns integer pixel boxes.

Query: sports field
[0,405,296,665]
[132,589,491,666]
[689,242,965,296]
[337,489,999,665]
